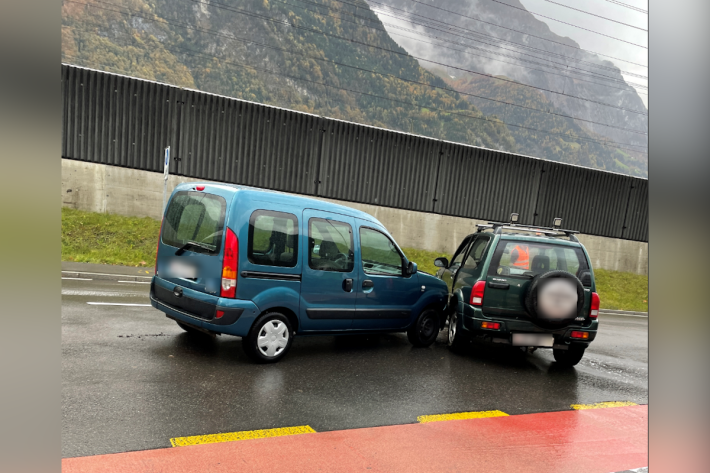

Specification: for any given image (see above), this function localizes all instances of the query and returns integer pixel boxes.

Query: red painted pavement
[62,405,647,473]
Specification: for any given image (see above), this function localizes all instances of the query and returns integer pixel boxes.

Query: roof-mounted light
[510,213,519,224]
[553,217,562,228]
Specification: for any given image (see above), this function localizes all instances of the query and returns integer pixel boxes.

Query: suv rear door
[483,239,592,319]
[158,188,231,297]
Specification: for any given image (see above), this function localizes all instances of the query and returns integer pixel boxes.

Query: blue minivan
[150,183,449,363]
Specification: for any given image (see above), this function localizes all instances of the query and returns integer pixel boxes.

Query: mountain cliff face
[368,0,648,176]
[62,0,515,152]
[61,0,646,176]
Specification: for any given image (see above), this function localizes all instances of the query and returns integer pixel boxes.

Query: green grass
[401,247,451,276]
[61,208,648,311]
[62,207,161,267]
[593,268,648,312]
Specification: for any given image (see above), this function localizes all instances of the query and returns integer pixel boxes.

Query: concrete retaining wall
[61,159,648,275]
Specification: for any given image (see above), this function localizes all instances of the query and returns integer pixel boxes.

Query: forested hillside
[62,0,646,176]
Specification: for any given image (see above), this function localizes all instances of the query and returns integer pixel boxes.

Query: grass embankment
[61,208,648,311]
[61,207,161,267]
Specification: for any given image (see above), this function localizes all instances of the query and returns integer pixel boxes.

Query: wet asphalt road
[62,278,648,458]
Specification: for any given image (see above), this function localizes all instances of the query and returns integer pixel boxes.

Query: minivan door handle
[342,278,353,292]
[362,279,374,288]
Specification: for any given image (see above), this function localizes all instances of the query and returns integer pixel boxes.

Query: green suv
[433,215,600,366]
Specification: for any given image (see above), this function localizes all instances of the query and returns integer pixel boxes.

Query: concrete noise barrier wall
[62,64,648,242]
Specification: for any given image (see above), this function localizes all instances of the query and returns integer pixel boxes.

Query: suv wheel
[553,345,585,367]
[243,312,294,363]
[447,312,468,354]
[407,309,439,347]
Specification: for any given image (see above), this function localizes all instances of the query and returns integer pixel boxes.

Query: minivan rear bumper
[150,276,260,337]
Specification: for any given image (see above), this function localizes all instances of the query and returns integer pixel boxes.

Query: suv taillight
[470,281,486,306]
[590,292,600,319]
[155,217,164,276]
[221,228,239,298]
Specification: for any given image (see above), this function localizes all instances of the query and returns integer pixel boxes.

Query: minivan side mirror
[434,257,448,268]
[406,261,418,275]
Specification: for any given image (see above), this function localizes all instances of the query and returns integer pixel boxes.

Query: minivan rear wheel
[407,309,440,347]
[243,312,294,364]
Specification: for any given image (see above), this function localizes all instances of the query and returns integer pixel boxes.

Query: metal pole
[162,146,170,216]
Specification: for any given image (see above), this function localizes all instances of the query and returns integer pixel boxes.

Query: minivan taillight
[221,228,239,298]
[155,217,164,276]
[470,281,486,306]
[590,292,600,319]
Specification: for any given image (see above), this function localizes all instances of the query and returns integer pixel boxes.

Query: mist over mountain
[369,0,648,175]
[61,0,646,176]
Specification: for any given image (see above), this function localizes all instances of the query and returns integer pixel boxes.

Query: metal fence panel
[534,163,631,238]
[318,121,440,211]
[622,178,649,241]
[434,143,543,224]
[61,64,178,172]
[178,90,321,195]
[60,65,649,241]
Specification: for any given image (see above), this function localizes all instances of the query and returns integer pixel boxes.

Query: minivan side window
[360,227,404,276]
[248,210,299,268]
[308,218,354,272]
[162,191,226,255]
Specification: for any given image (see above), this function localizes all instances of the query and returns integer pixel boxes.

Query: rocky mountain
[61,0,646,176]
[368,0,648,176]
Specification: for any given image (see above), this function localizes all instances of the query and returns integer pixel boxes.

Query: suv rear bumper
[460,305,598,348]
[150,276,260,337]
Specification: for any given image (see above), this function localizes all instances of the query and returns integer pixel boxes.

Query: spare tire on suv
[524,270,585,329]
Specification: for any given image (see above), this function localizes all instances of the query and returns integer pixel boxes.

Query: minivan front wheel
[243,312,294,363]
[407,309,440,347]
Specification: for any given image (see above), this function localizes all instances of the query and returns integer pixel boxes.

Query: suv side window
[309,218,354,272]
[248,210,299,267]
[449,236,472,269]
[462,237,489,271]
[360,227,404,276]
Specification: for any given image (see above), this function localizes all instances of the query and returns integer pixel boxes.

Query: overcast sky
[519,0,648,107]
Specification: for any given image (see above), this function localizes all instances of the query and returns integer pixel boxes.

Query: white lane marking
[117,280,152,284]
[87,302,152,307]
[62,277,93,281]
[61,271,152,280]
[599,313,648,318]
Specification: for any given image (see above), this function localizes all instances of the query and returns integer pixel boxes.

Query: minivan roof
[177,182,385,228]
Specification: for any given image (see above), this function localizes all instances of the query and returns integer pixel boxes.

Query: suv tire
[525,270,585,329]
[243,312,294,364]
[447,312,469,354]
[407,309,440,347]
[553,345,585,366]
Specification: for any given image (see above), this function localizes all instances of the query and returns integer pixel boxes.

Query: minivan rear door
[158,188,230,296]
[299,209,359,332]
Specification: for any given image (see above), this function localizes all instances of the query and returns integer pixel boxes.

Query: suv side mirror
[579,270,592,286]
[407,261,418,275]
[434,257,448,268]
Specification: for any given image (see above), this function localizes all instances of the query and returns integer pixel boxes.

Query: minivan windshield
[162,191,226,255]
[489,240,589,281]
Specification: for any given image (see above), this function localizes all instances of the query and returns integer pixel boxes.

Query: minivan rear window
[489,240,589,281]
[162,191,226,255]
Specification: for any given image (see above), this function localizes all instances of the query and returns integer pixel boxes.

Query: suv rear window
[489,240,589,281]
[162,191,226,255]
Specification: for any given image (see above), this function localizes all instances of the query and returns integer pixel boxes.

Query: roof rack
[476,222,579,242]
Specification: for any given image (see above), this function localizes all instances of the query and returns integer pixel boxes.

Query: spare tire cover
[524,270,585,329]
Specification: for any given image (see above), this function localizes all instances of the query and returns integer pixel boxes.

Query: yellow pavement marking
[170,425,316,447]
[571,401,638,410]
[417,410,509,423]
